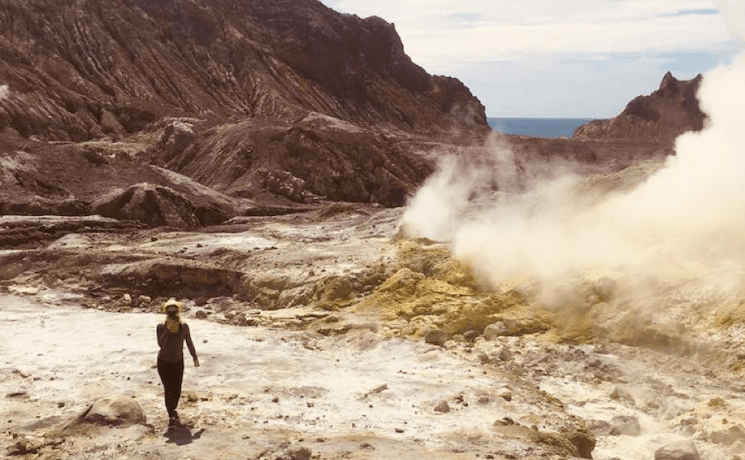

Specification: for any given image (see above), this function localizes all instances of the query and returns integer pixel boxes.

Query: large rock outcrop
[573,72,705,142]
[159,113,433,207]
[0,0,488,141]
[91,182,228,228]
[79,395,147,427]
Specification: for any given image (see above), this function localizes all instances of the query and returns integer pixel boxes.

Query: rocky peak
[659,71,679,93]
[573,72,705,143]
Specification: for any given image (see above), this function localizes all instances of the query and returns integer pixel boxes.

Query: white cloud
[719,0,745,40]
[456,57,676,118]
[322,1,735,65]
[320,0,741,116]
[0,84,8,101]
[329,1,731,67]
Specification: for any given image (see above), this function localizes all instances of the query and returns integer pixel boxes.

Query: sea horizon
[488,117,599,139]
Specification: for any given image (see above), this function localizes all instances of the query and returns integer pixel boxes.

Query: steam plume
[403,48,745,293]
[720,0,745,44]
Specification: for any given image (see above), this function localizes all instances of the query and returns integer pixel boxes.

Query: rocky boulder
[6,436,41,456]
[654,440,701,460]
[79,395,146,427]
[91,182,228,228]
[608,415,642,436]
[154,118,198,163]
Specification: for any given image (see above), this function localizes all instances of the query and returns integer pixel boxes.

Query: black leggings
[157,358,184,417]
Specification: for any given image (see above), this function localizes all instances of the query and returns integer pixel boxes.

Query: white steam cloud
[720,0,745,43]
[403,48,745,295]
[0,84,8,101]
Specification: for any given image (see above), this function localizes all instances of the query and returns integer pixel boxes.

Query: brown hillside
[0,0,491,214]
[0,0,488,141]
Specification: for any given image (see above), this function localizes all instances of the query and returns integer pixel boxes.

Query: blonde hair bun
[162,297,183,313]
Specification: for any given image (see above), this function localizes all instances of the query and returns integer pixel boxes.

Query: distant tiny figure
[156,298,199,426]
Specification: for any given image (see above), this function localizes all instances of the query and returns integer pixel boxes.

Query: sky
[319,0,744,118]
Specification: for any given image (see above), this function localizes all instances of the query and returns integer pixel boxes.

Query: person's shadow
[163,422,205,446]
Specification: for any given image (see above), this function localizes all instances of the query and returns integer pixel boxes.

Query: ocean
[488,117,596,138]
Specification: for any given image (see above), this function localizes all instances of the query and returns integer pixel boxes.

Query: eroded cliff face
[573,72,705,142]
[160,116,434,207]
[0,0,491,211]
[0,0,487,141]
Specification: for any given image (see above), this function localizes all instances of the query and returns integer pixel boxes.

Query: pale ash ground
[1,195,745,459]
[1,292,557,459]
[3,289,745,459]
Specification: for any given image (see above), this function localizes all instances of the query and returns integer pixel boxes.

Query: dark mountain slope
[157,114,433,206]
[0,0,491,213]
[0,0,487,141]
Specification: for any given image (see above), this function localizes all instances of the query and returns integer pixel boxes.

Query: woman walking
[156,298,199,426]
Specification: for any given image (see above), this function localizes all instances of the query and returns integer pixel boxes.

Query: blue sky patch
[660,9,719,18]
